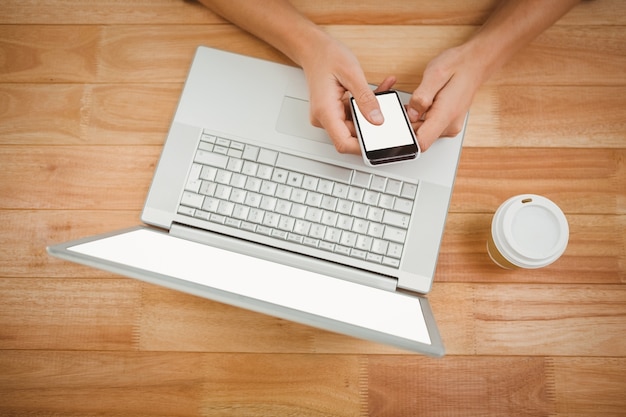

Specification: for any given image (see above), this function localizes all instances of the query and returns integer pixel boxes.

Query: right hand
[300,37,396,155]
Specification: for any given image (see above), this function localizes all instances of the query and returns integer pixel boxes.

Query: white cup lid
[493,195,569,268]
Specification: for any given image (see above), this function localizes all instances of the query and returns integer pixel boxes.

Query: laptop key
[366,253,383,263]
[194,149,228,169]
[242,145,259,160]
[387,242,404,258]
[393,197,413,214]
[276,153,352,184]
[382,256,400,267]
[352,171,371,188]
[181,191,204,208]
[257,148,278,166]
[383,226,407,243]
[382,210,410,228]
[401,182,418,199]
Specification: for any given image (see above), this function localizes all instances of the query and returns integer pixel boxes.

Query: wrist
[460,34,509,84]
[287,25,333,69]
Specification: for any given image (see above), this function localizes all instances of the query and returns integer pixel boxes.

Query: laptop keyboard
[177,131,418,269]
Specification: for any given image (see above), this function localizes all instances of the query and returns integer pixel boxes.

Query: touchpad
[276,96,332,144]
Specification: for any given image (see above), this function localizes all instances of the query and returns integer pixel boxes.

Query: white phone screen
[353,92,415,151]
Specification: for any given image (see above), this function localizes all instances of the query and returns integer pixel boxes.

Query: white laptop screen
[67,228,431,345]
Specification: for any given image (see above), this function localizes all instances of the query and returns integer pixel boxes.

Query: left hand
[407,45,485,151]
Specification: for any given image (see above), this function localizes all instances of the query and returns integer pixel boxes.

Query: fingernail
[407,107,419,122]
[369,109,384,124]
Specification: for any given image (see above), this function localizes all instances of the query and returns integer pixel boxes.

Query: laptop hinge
[169,223,398,292]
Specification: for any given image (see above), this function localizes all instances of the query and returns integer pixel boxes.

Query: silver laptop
[48,46,465,356]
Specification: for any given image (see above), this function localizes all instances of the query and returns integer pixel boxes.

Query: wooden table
[1,1,625,415]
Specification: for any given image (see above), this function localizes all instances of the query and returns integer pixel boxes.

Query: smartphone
[350,90,420,166]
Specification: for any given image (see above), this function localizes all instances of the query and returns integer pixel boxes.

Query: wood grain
[1,0,625,415]
[1,351,624,417]
[1,0,621,26]
[2,278,624,357]
[1,24,624,86]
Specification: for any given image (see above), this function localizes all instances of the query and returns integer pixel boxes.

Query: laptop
[48,46,466,356]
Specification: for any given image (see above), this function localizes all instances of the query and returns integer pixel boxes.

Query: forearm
[464,0,581,82]
[197,0,327,67]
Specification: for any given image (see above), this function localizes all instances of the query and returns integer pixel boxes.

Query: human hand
[300,36,396,155]
[407,45,485,151]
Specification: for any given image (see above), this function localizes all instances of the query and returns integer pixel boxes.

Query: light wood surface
[1,1,625,415]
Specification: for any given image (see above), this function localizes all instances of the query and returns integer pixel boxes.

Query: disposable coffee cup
[487,194,569,269]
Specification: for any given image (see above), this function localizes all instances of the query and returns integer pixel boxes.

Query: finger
[345,76,398,119]
[341,72,384,126]
[409,119,425,132]
[439,113,466,138]
[415,118,445,152]
[408,70,452,123]
[374,75,397,93]
[416,112,466,152]
[327,123,361,154]
[407,86,435,123]
[314,105,361,155]
[415,106,467,152]
[352,87,384,125]
[345,118,356,138]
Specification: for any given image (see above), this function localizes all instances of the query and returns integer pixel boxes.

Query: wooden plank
[0,210,141,279]
[431,283,626,357]
[1,0,623,26]
[0,146,159,210]
[3,25,624,86]
[0,350,364,417]
[198,354,365,416]
[464,86,626,149]
[366,356,555,416]
[451,148,626,215]
[553,357,626,416]
[2,83,624,149]
[365,356,626,417]
[2,350,623,417]
[0,0,222,25]
[0,278,141,351]
[470,284,626,356]
[96,25,290,83]
[0,350,212,417]
[0,25,286,83]
[0,83,179,145]
[0,25,101,83]
[83,84,180,144]
[295,0,624,27]
[0,84,85,143]
[489,25,626,87]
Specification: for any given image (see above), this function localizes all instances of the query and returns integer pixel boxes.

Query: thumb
[415,115,446,152]
[352,87,384,126]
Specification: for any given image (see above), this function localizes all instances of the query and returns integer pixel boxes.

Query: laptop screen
[67,228,432,345]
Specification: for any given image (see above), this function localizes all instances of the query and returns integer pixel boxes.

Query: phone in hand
[350,90,420,166]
